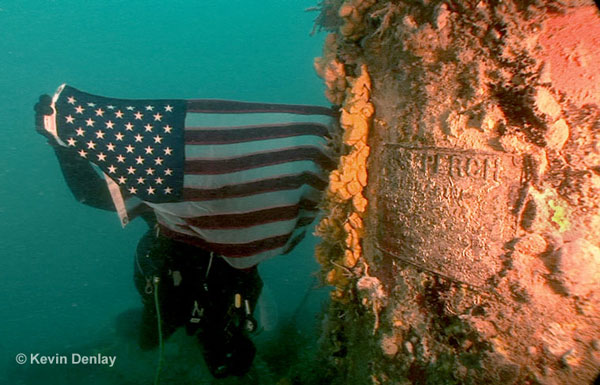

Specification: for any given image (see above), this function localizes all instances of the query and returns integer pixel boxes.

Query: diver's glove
[34,94,57,144]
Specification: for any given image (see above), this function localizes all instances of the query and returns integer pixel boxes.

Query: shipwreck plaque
[377,144,524,287]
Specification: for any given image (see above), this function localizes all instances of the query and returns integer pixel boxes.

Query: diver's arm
[49,141,116,211]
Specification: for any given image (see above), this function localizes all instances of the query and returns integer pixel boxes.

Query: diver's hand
[34,94,56,142]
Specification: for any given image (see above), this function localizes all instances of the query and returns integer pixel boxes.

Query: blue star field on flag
[54,86,186,202]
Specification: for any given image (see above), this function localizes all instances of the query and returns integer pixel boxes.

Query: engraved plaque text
[377,145,524,286]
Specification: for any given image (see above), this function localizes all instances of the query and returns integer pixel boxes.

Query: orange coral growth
[347,212,363,232]
[314,34,346,105]
[352,192,368,213]
[326,268,347,286]
[338,0,376,40]
[314,63,373,298]
[324,60,347,105]
[344,248,360,268]
[330,65,373,211]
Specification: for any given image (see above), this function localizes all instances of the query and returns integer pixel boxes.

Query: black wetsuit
[134,229,262,377]
[48,141,262,378]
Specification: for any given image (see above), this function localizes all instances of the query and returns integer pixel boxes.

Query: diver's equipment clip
[234,294,257,333]
[145,277,153,294]
[190,300,204,324]
[243,299,258,333]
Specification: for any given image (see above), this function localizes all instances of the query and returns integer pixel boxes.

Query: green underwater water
[0,1,330,383]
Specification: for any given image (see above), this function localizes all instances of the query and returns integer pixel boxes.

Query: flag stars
[58,92,191,201]
[67,96,76,104]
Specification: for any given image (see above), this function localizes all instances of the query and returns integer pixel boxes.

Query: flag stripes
[184,146,334,175]
[155,99,334,267]
[186,99,336,116]
[182,172,327,201]
[47,85,336,268]
[183,161,322,189]
[182,200,319,229]
[184,122,331,145]
[158,225,308,260]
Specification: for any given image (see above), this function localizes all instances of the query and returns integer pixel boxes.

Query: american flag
[45,84,337,268]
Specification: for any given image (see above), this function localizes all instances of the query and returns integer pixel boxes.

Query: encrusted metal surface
[378,144,524,286]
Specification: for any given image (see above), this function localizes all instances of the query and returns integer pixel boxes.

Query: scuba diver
[134,226,263,378]
[34,95,263,378]
[34,85,335,378]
